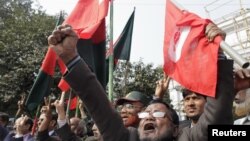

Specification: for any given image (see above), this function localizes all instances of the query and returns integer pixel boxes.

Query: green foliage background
[112,60,170,104]
[0,0,58,115]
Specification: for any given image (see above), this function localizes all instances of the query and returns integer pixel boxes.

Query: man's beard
[234,97,250,116]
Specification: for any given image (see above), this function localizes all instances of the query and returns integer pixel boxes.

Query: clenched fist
[48,24,79,64]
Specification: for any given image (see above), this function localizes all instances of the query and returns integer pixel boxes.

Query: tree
[112,60,171,104]
[0,0,59,115]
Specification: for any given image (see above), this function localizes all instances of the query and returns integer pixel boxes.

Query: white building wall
[168,80,186,121]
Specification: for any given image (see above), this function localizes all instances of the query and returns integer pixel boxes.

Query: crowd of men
[1,22,250,141]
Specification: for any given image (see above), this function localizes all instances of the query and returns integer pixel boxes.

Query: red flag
[58,0,109,90]
[163,0,222,97]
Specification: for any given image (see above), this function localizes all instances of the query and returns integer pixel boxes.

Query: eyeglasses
[116,103,143,112]
[138,111,166,119]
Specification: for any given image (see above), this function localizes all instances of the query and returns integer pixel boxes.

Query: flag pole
[75,96,79,118]
[66,89,72,121]
[56,11,63,27]
[170,0,249,68]
[108,0,114,102]
[31,104,40,136]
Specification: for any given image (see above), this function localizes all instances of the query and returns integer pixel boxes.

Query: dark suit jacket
[0,125,8,141]
[56,123,82,141]
[64,59,234,141]
[36,124,82,141]
[4,132,34,141]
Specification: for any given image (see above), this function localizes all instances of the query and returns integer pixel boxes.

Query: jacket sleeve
[178,60,234,141]
[0,125,8,140]
[64,59,129,141]
[36,129,50,141]
[55,123,82,141]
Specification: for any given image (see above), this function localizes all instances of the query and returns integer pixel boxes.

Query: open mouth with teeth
[144,123,155,132]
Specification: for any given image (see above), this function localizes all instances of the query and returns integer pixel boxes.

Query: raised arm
[48,25,130,141]
[154,74,171,100]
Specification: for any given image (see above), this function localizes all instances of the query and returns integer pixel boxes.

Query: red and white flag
[163,0,222,97]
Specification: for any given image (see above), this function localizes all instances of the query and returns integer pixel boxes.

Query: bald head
[70,117,87,137]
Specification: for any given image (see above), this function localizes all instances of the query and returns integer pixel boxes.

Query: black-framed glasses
[116,103,143,112]
[138,111,166,119]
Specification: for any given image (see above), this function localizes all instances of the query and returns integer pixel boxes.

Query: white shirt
[234,114,250,125]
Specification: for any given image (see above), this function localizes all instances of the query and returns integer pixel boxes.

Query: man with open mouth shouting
[138,99,179,141]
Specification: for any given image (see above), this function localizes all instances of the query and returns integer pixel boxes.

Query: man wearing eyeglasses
[138,99,179,141]
[115,91,151,128]
[48,23,237,141]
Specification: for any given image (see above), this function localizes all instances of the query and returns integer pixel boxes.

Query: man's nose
[121,106,128,113]
[187,99,195,105]
[144,113,155,120]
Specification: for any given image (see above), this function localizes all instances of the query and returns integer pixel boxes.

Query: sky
[33,0,250,66]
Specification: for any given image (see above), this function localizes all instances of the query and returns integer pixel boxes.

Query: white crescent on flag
[168,26,191,62]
